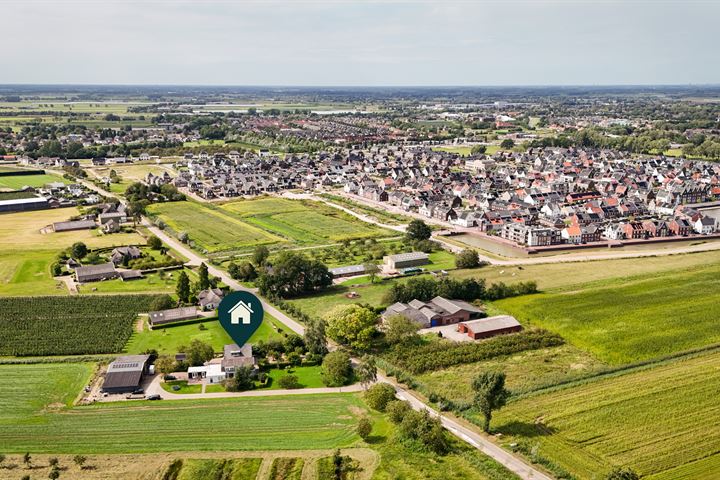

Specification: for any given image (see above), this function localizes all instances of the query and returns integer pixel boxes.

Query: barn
[457,315,522,340]
[102,354,150,394]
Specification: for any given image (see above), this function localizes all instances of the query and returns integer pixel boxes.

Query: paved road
[145,374,363,400]
[142,220,307,335]
[381,373,552,480]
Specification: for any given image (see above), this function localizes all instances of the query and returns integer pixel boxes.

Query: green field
[416,344,606,402]
[491,351,720,479]
[147,201,284,253]
[78,270,184,295]
[495,262,720,364]
[1,295,165,356]
[148,197,395,254]
[222,197,395,245]
[0,363,361,453]
[0,207,146,296]
[174,458,263,480]
[265,365,325,390]
[125,314,287,354]
[0,172,67,189]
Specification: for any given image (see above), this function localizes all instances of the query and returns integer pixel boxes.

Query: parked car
[145,394,161,401]
[133,388,144,395]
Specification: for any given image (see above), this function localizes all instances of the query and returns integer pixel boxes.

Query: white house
[188,363,225,384]
[695,216,715,235]
[230,300,254,325]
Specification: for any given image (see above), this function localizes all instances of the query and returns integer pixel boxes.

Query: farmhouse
[149,306,198,327]
[384,296,485,328]
[102,354,150,394]
[457,315,522,339]
[383,251,429,270]
[110,246,142,265]
[74,262,119,283]
[188,343,255,384]
[198,288,225,310]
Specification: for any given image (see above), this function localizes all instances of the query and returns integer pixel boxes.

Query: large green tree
[176,270,191,303]
[472,371,510,432]
[325,305,378,351]
[198,262,210,291]
[256,251,332,298]
[405,219,432,242]
[320,350,352,387]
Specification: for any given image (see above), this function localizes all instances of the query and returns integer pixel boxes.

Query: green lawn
[161,380,203,394]
[495,262,720,364]
[0,363,362,453]
[78,270,179,294]
[125,314,287,355]
[0,173,67,189]
[490,350,720,479]
[264,365,325,390]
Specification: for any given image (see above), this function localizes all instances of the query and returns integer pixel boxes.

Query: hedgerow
[382,329,564,374]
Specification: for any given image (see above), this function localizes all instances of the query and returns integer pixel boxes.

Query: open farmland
[0,172,67,189]
[495,262,720,364]
[221,197,395,244]
[0,207,145,296]
[490,350,720,479]
[147,201,284,253]
[0,294,165,355]
[0,364,361,453]
[148,197,395,254]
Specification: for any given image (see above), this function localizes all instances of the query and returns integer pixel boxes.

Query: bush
[321,350,353,387]
[278,374,301,389]
[364,383,397,411]
[356,416,372,441]
[386,399,412,424]
[455,249,481,269]
[398,409,449,454]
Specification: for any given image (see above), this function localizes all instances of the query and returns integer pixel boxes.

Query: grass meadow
[0,375,363,453]
[489,350,720,479]
[494,262,720,364]
[0,172,68,189]
[148,197,396,254]
[0,207,145,296]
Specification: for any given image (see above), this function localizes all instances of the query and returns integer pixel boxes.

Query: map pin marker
[218,291,265,347]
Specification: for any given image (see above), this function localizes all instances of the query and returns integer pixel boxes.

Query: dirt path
[135,315,145,333]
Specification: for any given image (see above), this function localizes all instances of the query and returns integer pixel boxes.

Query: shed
[102,354,150,393]
[383,251,429,270]
[149,307,198,327]
[75,262,118,283]
[457,315,522,340]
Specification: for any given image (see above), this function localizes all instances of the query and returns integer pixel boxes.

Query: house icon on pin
[229,300,254,325]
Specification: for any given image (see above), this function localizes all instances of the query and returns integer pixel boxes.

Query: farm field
[0,364,517,480]
[77,270,180,295]
[416,344,607,402]
[221,197,395,245]
[495,262,720,364]
[125,314,287,354]
[0,250,67,296]
[451,249,720,291]
[490,350,720,479]
[0,364,362,453]
[1,294,165,356]
[0,172,67,189]
[0,207,144,252]
[147,201,284,253]
[148,197,395,254]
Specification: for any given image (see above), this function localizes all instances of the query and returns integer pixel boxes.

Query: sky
[1,0,718,86]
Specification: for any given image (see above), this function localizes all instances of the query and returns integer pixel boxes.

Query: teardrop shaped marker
[218,291,265,347]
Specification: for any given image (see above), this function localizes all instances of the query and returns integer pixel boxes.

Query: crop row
[0,295,167,356]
